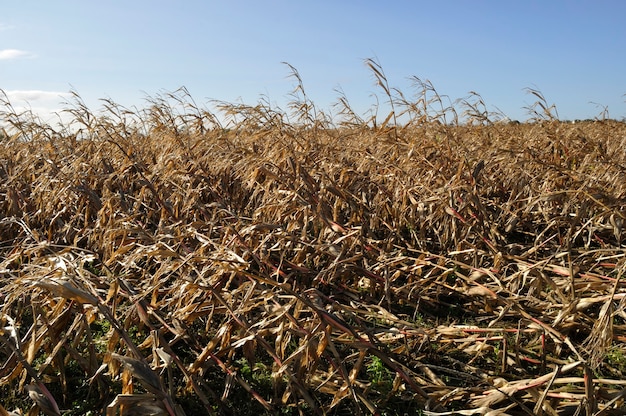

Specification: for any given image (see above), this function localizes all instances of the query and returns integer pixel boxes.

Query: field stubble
[1,73,626,415]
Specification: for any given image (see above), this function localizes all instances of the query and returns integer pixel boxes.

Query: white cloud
[0,49,34,60]
[4,90,70,102]
[2,90,73,125]
[0,23,14,31]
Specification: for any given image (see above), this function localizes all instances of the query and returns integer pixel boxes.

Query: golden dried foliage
[1,73,626,415]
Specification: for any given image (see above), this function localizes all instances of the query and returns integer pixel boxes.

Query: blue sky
[1,1,625,124]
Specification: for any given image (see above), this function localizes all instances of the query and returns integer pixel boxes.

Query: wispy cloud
[0,49,34,60]
[0,23,14,31]
[1,90,73,124]
[4,90,70,102]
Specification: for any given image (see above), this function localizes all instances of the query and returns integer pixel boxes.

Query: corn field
[1,65,626,415]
